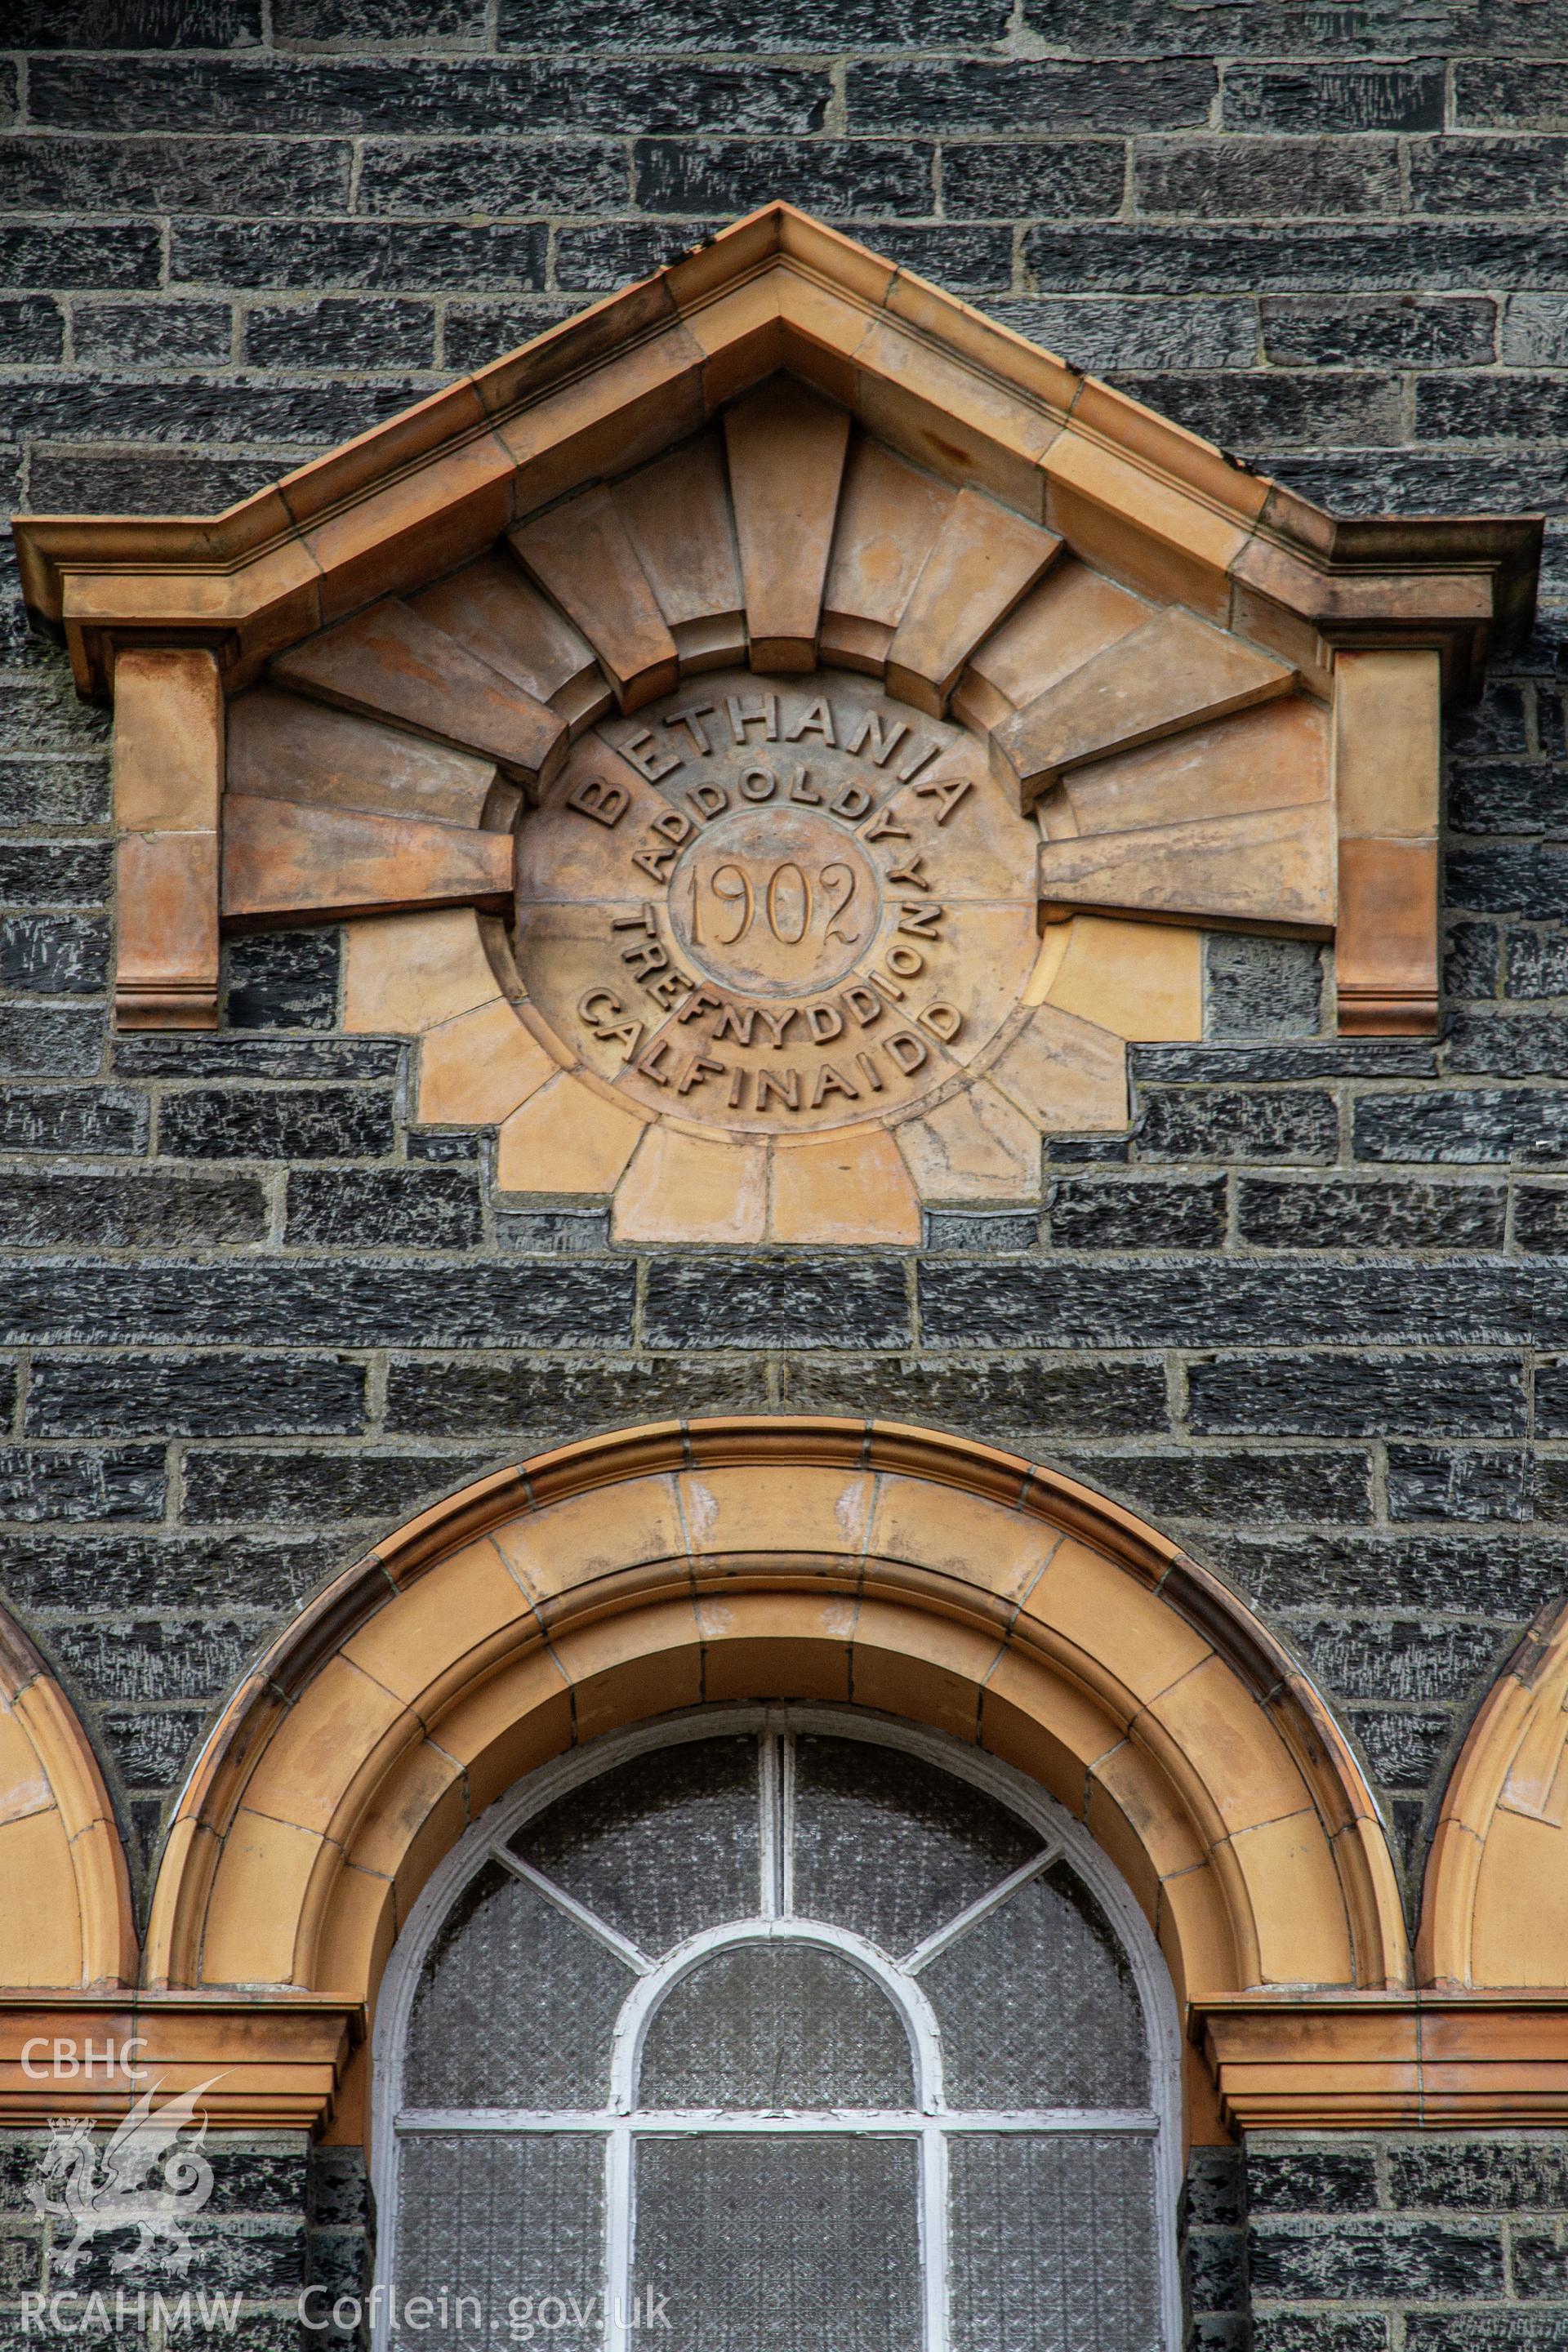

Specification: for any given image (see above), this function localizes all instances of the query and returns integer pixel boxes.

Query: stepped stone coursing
[4,5,1568,2345]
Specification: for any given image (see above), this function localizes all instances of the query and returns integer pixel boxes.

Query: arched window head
[376,1709,1183,2352]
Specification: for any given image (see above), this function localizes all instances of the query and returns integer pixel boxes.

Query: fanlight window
[376,1711,1181,2352]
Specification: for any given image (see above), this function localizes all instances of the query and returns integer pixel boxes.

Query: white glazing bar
[397,2108,1160,2136]
[605,2123,632,2352]
[758,1731,781,1918]
[902,1844,1060,1974]
[779,1727,796,1917]
[495,1845,653,1974]
[920,2119,949,2352]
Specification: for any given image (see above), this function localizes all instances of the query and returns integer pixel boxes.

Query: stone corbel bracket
[10,202,1540,1042]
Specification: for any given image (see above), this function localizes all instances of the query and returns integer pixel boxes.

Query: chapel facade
[2,22,1567,2347]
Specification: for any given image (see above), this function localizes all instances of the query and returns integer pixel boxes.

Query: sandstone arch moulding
[12,207,1539,1244]
[136,1416,1411,2145]
[0,1608,357,2131]
[0,1606,134,1993]
[1420,1595,1568,1992]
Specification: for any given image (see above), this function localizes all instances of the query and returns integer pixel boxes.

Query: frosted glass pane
[791,1735,1042,1956]
[406,1860,635,2108]
[512,1736,760,1956]
[948,2133,1162,2352]
[921,1861,1148,2108]
[639,1942,914,2109]
[633,2134,920,2352]
[393,2133,604,2352]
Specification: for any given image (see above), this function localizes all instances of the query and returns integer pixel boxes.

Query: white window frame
[372,1703,1186,2352]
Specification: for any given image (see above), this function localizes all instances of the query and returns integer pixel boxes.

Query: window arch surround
[143,1416,1410,2019]
[372,1705,1186,2352]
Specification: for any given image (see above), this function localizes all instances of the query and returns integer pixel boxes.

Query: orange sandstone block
[1334,648,1441,840]
[510,486,679,714]
[724,376,852,672]
[985,1002,1129,1134]
[894,1081,1042,1201]
[116,831,220,1031]
[221,798,512,924]
[612,1127,768,1244]
[418,997,558,1128]
[769,1127,920,1245]
[820,434,956,671]
[612,433,746,672]
[886,489,1062,718]
[992,606,1294,812]
[228,685,497,830]
[274,597,567,788]
[343,909,501,1036]
[413,554,612,738]
[960,559,1150,716]
[497,1071,648,1193]
[114,647,223,832]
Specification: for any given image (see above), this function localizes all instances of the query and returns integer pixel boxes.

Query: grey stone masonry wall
[7,0,1568,597]
[1247,2132,1568,2351]
[0,2132,368,2350]
[6,0,1568,2341]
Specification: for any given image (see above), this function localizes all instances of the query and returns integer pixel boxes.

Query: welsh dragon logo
[29,2077,220,2278]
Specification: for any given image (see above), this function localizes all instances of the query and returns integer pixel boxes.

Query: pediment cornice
[13,203,1538,703]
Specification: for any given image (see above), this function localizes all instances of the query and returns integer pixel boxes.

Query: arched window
[374,1710,1183,2351]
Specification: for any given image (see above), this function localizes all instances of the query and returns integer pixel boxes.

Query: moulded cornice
[1199,1989,1568,2129]
[0,1993,360,2128]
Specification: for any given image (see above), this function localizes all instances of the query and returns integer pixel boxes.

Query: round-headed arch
[0,1608,135,1989]
[1420,1595,1568,1989]
[145,1416,1409,2012]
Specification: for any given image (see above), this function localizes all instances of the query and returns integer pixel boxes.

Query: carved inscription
[514,667,1038,1137]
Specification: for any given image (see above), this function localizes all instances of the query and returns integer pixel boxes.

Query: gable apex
[11,202,1538,706]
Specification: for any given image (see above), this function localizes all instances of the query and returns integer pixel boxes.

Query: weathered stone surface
[644,1256,911,1350]
[24,1353,368,1437]
[779,1351,1169,1435]
[384,1352,768,1437]
[0,1261,635,1348]
[1048,1173,1225,1249]
[1135,1089,1339,1164]
[1204,935,1325,1039]
[1250,2219,1505,2301]
[0,1169,266,1246]
[0,1530,324,1612]
[1249,2149,1379,2215]
[919,1260,1524,1349]
[284,1167,483,1249]
[7,18,1568,2335]
[180,1446,506,1526]
[1278,1617,1516,1704]
[1056,1443,1373,1524]
[0,1086,146,1154]
[224,929,342,1031]
[1386,1444,1534,1522]
[0,1446,165,1522]
[157,1084,396,1161]
[1222,1530,1568,1616]
[1262,295,1497,368]
[1187,1355,1525,1437]
[1236,1177,1507,1250]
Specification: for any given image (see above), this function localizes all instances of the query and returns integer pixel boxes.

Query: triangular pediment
[16,202,1535,701]
[10,207,1540,1243]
